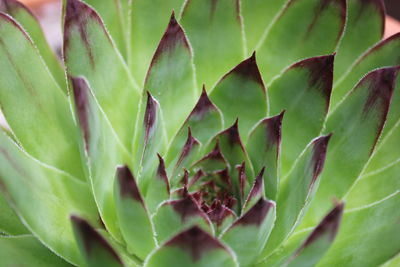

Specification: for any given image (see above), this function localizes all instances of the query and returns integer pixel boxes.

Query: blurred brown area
[385,0,400,20]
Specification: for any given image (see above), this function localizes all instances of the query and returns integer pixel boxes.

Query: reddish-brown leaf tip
[144,91,159,144]
[193,141,228,168]
[168,194,208,223]
[207,200,235,227]
[187,85,218,119]
[165,226,226,261]
[219,119,244,148]
[70,76,90,151]
[303,202,344,247]
[157,154,170,194]
[237,162,247,201]
[176,128,200,168]
[311,134,332,186]
[116,165,144,204]
[246,167,265,202]
[260,111,285,148]
[234,198,274,226]
[70,215,122,263]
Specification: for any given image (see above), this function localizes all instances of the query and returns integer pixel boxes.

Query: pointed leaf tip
[169,194,207,223]
[157,154,170,194]
[311,134,332,184]
[70,76,90,149]
[176,128,200,168]
[262,111,284,146]
[70,215,122,264]
[236,198,274,226]
[116,165,143,204]
[220,119,243,147]
[144,92,159,144]
[165,226,225,261]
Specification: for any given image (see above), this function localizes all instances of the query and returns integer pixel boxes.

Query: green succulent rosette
[0,0,399,266]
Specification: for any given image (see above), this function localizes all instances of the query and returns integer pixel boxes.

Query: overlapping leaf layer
[0,0,399,266]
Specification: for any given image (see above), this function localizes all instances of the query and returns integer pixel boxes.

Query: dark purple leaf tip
[236,162,247,200]
[70,215,122,263]
[234,198,274,226]
[311,134,332,186]
[70,76,90,150]
[194,141,228,167]
[207,200,235,227]
[169,194,208,223]
[219,119,244,148]
[223,52,266,91]
[157,154,170,194]
[291,55,334,109]
[144,92,159,144]
[261,111,284,148]
[246,167,265,202]
[176,128,200,168]
[303,202,344,246]
[116,165,143,204]
[166,226,226,261]
[188,86,218,119]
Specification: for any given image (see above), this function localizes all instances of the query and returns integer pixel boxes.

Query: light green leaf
[114,165,156,260]
[145,226,238,267]
[268,55,333,175]
[143,12,197,140]
[64,0,140,149]
[0,12,85,180]
[210,53,267,137]
[334,0,385,80]
[0,192,28,235]
[221,198,276,266]
[263,135,331,256]
[71,216,124,267]
[257,0,345,83]
[316,193,400,267]
[0,130,98,265]
[301,67,399,230]
[129,0,184,85]
[180,0,244,88]
[247,113,283,201]
[332,33,400,107]
[0,0,66,90]
[0,235,72,267]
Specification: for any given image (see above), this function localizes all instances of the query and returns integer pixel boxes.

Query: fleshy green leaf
[83,0,129,58]
[114,165,156,259]
[246,113,283,201]
[0,130,98,265]
[263,135,331,256]
[286,202,343,267]
[0,13,85,180]
[221,198,275,266]
[71,76,128,242]
[0,0,66,90]
[268,55,334,175]
[71,216,124,267]
[332,33,400,107]
[152,194,213,244]
[143,12,197,140]
[129,0,184,85]
[301,67,399,229]
[64,0,140,149]
[0,235,73,267]
[145,226,238,267]
[257,0,345,83]
[242,169,266,213]
[0,192,28,235]
[334,0,385,80]
[316,192,400,267]
[180,0,244,87]
[210,53,267,137]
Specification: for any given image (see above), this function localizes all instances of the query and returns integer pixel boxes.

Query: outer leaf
[71,216,123,267]
[0,235,72,267]
[286,203,343,267]
[0,13,85,180]
[180,0,244,87]
[257,0,345,83]
[144,12,197,140]
[316,193,400,267]
[263,135,331,255]
[301,67,398,229]
[332,33,400,107]
[129,0,184,85]
[145,226,238,267]
[334,0,385,80]
[247,113,283,201]
[221,198,276,266]
[0,0,66,89]
[83,0,129,58]
[210,53,267,137]
[114,166,156,259]
[64,0,140,149]
[268,55,333,175]
[152,194,213,244]
[380,254,400,267]
[0,130,98,265]
[71,77,128,241]
[0,192,28,235]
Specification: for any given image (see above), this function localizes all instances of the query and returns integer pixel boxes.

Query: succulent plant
[0,0,399,266]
